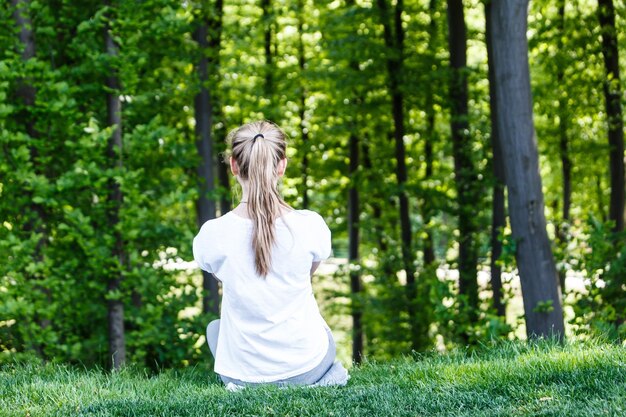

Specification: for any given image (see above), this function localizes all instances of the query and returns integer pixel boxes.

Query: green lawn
[2,339,625,417]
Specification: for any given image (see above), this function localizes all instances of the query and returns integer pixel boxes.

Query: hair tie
[253,133,264,141]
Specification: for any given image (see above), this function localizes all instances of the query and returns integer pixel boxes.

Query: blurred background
[1,0,625,370]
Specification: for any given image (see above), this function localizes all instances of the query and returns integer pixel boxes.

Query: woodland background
[1,0,625,370]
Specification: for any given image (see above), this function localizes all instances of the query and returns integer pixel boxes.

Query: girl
[193,120,348,389]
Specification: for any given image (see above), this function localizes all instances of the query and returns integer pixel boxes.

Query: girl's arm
[310,261,321,276]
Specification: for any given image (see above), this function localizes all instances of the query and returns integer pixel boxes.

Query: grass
[1,339,625,417]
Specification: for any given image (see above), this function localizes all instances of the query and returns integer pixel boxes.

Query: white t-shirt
[192,209,332,382]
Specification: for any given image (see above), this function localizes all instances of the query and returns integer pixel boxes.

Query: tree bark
[422,0,438,267]
[206,0,230,218]
[597,0,624,233]
[490,0,565,339]
[215,107,231,216]
[484,0,506,317]
[194,8,220,316]
[11,0,35,66]
[348,130,362,363]
[104,3,126,369]
[447,0,479,325]
[557,1,571,226]
[344,0,363,363]
[556,0,570,295]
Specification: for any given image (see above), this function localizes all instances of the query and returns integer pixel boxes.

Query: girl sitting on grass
[193,120,348,389]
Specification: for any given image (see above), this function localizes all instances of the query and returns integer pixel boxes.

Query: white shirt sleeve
[193,222,222,273]
[311,213,332,262]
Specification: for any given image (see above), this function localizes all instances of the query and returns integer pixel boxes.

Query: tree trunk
[376,0,428,351]
[215,107,231,216]
[484,0,506,317]
[556,0,570,295]
[557,2,571,225]
[422,0,438,266]
[194,12,220,316]
[596,176,606,222]
[447,0,479,325]
[104,3,126,369]
[597,0,624,233]
[297,0,309,210]
[348,130,363,363]
[11,0,35,66]
[206,0,229,218]
[12,0,52,359]
[490,0,565,339]
[344,0,363,363]
[262,0,272,93]
[300,126,309,210]
[261,0,276,121]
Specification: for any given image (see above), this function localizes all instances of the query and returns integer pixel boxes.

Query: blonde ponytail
[227,121,289,276]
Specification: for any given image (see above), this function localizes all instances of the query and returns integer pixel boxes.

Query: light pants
[206,319,336,386]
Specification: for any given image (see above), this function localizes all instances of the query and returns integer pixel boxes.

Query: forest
[1,0,625,371]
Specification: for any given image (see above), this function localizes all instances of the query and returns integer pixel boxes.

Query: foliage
[571,217,626,341]
[1,0,626,367]
[0,0,203,368]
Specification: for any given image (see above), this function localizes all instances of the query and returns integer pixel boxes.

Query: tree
[484,0,506,317]
[422,0,439,268]
[597,0,624,233]
[10,0,54,359]
[342,0,363,363]
[104,1,126,369]
[260,0,277,121]
[204,0,230,218]
[193,0,220,316]
[348,119,363,363]
[446,0,480,328]
[375,0,428,351]
[490,0,565,339]
[296,0,310,209]
[6,0,625,365]
[555,0,571,295]
[0,0,239,368]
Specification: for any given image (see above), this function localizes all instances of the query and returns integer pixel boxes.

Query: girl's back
[194,209,331,382]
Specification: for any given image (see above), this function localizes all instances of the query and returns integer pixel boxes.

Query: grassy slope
[2,340,625,417]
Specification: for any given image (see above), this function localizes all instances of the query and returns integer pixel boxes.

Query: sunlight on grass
[4,338,623,417]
